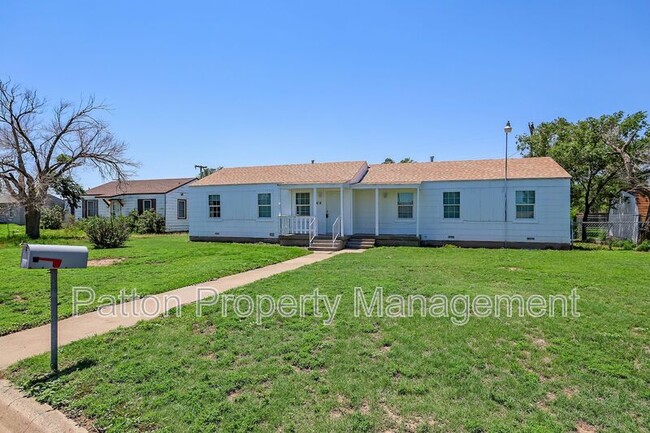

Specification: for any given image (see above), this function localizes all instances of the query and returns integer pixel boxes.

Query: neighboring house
[188,157,572,249]
[80,178,196,232]
[0,192,67,225]
[609,190,649,242]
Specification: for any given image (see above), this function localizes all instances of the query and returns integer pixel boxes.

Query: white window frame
[443,191,461,219]
[295,192,311,216]
[142,199,153,212]
[177,199,187,220]
[258,193,272,218]
[397,192,414,219]
[86,199,98,217]
[208,194,221,218]
[515,190,536,220]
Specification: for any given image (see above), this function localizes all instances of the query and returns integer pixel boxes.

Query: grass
[0,228,308,335]
[6,247,649,432]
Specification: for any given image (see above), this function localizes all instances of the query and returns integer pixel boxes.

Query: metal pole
[50,268,58,372]
[504,131,509,248]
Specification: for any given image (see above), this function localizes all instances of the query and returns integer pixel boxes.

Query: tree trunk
[25,207,41,239]
[581,205,591,242]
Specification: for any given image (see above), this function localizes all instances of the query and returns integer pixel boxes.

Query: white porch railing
[280,215,318,246]
[332,216,341,246]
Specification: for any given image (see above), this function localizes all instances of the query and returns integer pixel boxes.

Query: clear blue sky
[4,0,649,188]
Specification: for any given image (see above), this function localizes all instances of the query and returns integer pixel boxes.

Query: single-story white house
[0,192,67,225]
[80,178,196,232]
[188,157,572,249]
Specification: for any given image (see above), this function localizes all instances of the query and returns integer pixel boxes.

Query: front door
[324,191,341,234]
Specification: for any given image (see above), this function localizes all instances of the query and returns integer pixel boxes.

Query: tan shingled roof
[193,161,368,186]
[360,157,571,184]
[86,178,196,197]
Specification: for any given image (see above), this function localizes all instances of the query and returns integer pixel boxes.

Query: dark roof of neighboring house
[86,178,196,197]
[359,157,571,184]
[193,161,368,186]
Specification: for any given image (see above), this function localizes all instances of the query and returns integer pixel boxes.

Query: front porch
[278,185,422,248]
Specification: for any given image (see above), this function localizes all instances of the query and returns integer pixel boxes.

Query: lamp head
[504,121,513,134]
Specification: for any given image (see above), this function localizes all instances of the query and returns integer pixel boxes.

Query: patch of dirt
[380,344,391,353]
[330,394,354,419]
[12,295,25,302]
[192,323,216,335]
[501,266,523,271]
[546,392,557,402]
[87,258,124,267]
[380,404,436,432]
[227,389,242,402]
[564,387,578,398]
[576,421,597,433]
[533,338,549,349]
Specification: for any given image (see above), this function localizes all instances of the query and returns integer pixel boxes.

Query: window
[258,193,272,218]
[84,199,98,218]
[295,192,310,216]
[397,192,414,219]
[208,194,221,218]
[177,199,187,219]
[443,192,460,219]
[516,190,535,219]
[137,199,156,214]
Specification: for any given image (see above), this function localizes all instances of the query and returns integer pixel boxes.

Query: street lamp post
[504,121,512,247]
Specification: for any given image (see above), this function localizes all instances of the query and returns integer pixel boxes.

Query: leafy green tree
[517,116,624,240]
[52,176,85,216]
[602,111,650,238]
[399,157,416,163]
[382,158,395,164]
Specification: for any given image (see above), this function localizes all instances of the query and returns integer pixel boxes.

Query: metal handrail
[309,217,317,247]
[332,216,341,246]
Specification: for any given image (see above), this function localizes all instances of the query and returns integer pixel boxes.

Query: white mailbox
[21,244,89,269]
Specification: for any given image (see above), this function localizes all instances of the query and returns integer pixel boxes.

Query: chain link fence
[572,219,644,244]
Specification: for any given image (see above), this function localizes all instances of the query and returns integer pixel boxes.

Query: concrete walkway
[0,250,357,433]
[1,250,354,370]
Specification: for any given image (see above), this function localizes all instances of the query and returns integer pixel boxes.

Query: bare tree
[0,80,137,238]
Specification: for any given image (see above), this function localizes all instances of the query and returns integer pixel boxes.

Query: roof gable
[86,178,196,197]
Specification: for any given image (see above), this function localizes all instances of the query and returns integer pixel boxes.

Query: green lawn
[0,231,308,335]
[6,247,650,432]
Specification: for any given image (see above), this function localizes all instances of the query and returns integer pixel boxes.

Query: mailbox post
[21,244,88,371]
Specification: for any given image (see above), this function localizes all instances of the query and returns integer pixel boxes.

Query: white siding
[352,188,418,235]
[189,184,281,239]
[350,179,570,244]
[117,194,166,217]
[416,178,570,244]
[165,184,192,232]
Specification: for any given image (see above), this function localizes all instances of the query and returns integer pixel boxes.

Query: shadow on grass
[25,358,96,388]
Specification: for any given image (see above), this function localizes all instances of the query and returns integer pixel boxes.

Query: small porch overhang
[351,183,422,238]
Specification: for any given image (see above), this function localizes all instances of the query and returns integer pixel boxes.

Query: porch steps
[308,236,345,252]
[347,237,376,249]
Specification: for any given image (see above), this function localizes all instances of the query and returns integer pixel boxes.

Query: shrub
[83,216,131,248]
[132,210,166,234]
[636,240,650,252]
[609,239,635,250]
[40,205,65,230]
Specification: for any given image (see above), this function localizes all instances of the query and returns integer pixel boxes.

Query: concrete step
[309,239,344,251]
[347,238,376,249]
